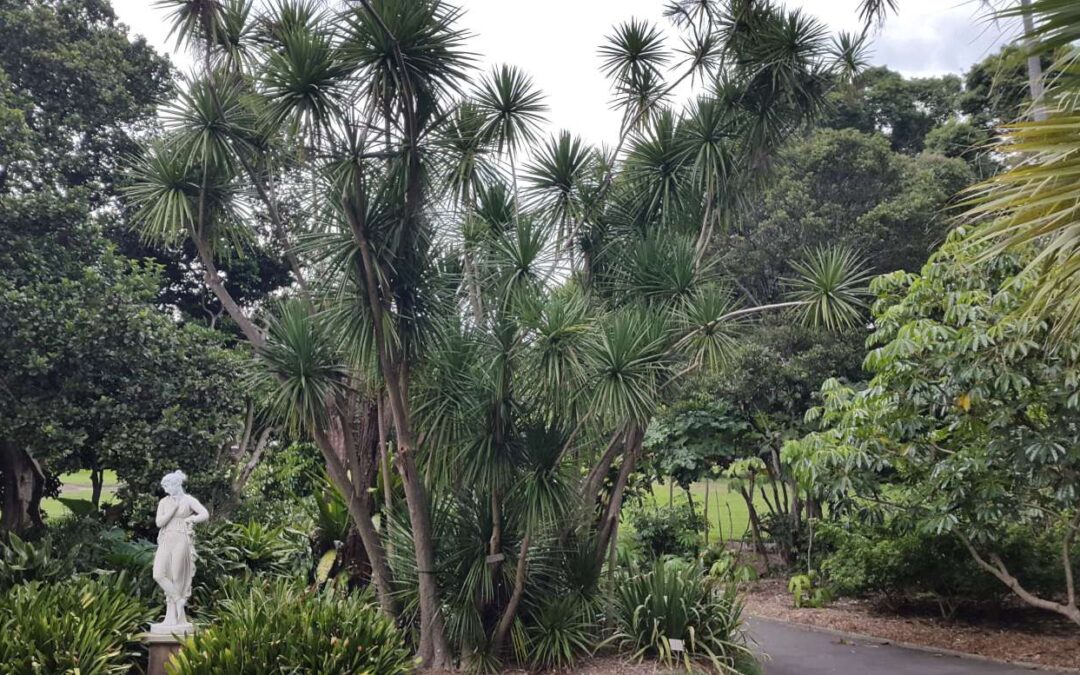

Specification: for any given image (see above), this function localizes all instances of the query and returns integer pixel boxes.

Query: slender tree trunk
[0,444,45,534]
[703,481,710,547]
[345,194,451,667]
[595,427,642,566]
[492,529,531,651]
[739,485,769,566]
[1020,0,1047,122]
[313,424,398,618]
[582,427,625,509]
[960,532,1080,627]
[90,467,104,510]
[377,396,393,511]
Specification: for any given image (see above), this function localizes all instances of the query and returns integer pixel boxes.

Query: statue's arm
[185,496,210,525]
[155,498,178,528]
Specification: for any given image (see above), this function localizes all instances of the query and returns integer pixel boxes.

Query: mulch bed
[742,578,1080,671]
[429,657,687,675]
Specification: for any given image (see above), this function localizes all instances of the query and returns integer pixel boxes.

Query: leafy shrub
[816,520,1073,616]
[787,573,830,608]
[0,575,153,675]
[0,532,76,589]
[629,503,707,560]
[525,597,593,669]
[609,559,755,673]
[234,441,324,525]
[702,546,758,585]
[192,521,310,606]
[168,580,414,675]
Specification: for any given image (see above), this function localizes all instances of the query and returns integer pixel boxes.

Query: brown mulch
[428,656,687,675]
[743,578,1080,671]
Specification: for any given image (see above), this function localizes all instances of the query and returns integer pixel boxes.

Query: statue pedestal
[143,626,193,675]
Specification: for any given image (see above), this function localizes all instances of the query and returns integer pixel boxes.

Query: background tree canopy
[0,0,249,532]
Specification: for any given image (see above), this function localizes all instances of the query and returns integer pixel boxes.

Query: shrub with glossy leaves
[0,575,153,675]
[167,580,414,675]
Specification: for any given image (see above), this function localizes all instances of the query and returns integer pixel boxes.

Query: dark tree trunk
[595,427,642,566]
[739,484,769,567]
[0,444,45,534]
[90,467,104,510]
[313,397,398,619]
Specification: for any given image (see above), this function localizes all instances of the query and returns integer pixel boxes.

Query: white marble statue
[150,470,208,635]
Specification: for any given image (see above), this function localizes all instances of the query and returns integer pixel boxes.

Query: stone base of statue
[143,625,193,675]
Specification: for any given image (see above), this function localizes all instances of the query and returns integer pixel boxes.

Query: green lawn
[636,479,772,543]
[41,469,118,519]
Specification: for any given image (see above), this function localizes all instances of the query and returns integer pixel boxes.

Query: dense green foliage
[629,503,709,560]
[0,575,153,675]
[0,210,247,524]
[816,520,1075,616]
[167,581,414,675]
[0,0,251,532]
[786,232,1080,623]
[611,560,754,672]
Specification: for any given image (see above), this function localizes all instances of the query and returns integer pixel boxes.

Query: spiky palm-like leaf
[785,245,872,330]
[526,288,593,420]
[342,0,474,106]
[621,235,707,306]
[960,0,1080,338]
[248,299,350,435]
[126,138,242,248]
[525,131,596,252]
[261,24,351,137]
[438,101,495,207]
[475,181,515,233]
[624,109,691,228]
[162,73,257,171]
[681,96,737,196]
[585,309,671,426]
[156,0,227,54]
[599,18,670,83]
[511,426,577,529]
[475,64,548,156]
[675,285,743,371]
[217,0,256,66]
[488,218,555,310]
[857,0,900,29]
[830,31,872,88]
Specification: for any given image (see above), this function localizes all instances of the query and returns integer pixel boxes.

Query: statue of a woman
[150,470,208,634]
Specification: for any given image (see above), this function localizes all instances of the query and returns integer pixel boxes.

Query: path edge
[746,613,1080,674]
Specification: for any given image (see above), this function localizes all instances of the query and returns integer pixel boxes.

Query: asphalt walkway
[749,617,1044,674]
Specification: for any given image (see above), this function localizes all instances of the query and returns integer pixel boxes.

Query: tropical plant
[629,503,708,560]
[787,572,831,609]
[609,559,753,673]
[0,532,75,589]
[128,0,874,667]
[0,575,153,675]
[167,580,414,675]
[961,0,1080,339]
[524,597,593,670]
[785,231,1080,625]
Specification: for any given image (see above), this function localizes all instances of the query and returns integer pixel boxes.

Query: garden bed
[742,578,1080,671]
[431,657,691,675]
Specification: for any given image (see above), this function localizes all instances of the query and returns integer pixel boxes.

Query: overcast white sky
[111,0,1016,145]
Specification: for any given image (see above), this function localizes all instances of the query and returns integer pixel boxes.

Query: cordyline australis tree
[129,0,869,667]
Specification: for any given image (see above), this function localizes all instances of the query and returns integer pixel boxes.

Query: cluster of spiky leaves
[961,0,1080,341]
[129,0,873,669]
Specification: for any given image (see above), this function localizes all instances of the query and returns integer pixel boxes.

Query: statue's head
[161,470,187,496]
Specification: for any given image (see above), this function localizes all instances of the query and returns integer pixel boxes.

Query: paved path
[748,617,1042,674]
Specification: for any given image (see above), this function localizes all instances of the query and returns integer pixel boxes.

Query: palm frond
[476,64,549,156]
[784,245,872,330]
